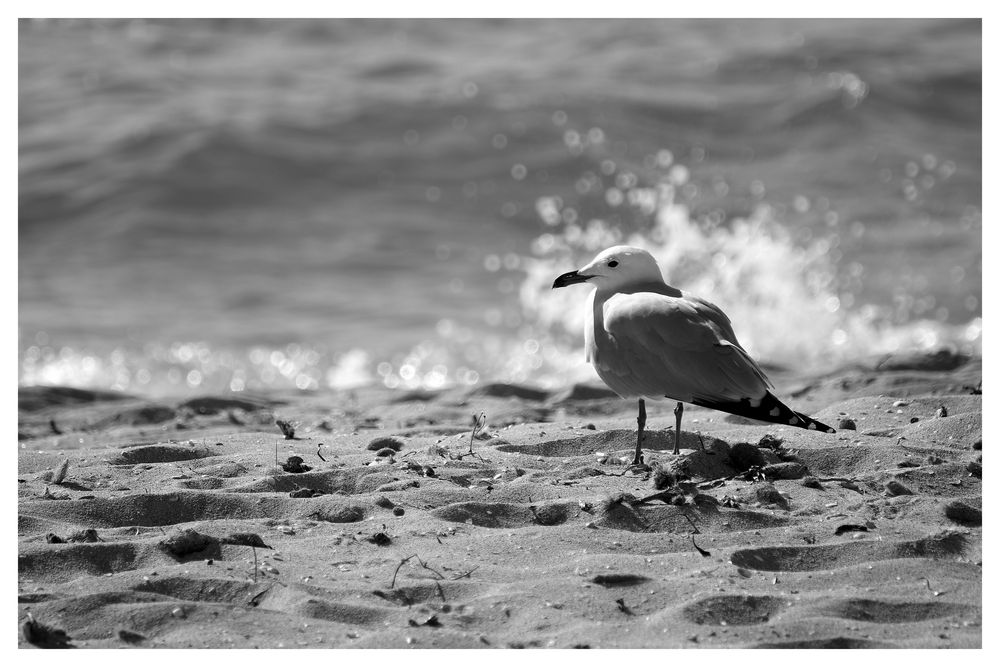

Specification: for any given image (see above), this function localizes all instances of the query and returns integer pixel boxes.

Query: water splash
[512,161,981,383]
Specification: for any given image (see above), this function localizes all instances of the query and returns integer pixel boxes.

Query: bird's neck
[594,280,682,300]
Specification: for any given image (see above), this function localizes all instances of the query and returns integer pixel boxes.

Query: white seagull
[552,245,835,465]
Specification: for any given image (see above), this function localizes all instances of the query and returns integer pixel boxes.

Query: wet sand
[18,351,982,648]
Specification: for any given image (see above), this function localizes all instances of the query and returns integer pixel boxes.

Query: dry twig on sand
[248,587,271,607]
[391,555,416,588]
[469,411,485,453]
[390,554,448,601]
[680,512,701,534]
[412,554,444,580]
[451,412,489,462]
[690,534,711,557]
[615,598,634,615]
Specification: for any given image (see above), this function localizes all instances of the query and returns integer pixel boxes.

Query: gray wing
[596,291,772,403]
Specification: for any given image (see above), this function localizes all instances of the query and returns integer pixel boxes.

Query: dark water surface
[19,19,982,395]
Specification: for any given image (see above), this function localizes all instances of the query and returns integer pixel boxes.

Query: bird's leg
[673,402,684,455]
[633,399,646,465]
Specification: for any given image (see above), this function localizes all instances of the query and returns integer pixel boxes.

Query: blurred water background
[19,18,982,396]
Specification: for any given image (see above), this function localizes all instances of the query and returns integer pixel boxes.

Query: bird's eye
[607,260,619,268]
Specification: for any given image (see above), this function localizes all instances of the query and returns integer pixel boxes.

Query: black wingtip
[801,416,836,434]
[693,392,836,435]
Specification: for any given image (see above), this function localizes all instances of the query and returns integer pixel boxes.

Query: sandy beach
[18,349,981,649]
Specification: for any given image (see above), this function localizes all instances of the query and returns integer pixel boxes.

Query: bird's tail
[691,391,836,433]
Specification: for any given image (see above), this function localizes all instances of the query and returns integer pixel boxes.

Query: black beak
[552,270,592,289]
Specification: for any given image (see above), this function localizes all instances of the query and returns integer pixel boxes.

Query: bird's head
[551,245,664,292]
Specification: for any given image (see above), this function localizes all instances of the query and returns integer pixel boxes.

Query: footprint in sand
[682,594,785,626]
[430,499,582,528]
[21,490,367,529]
[730,531,968,572]
[20,541,148,581]
[135,577,260,605]
[816,597,973,624]
[109,444,214,465]
[752,636,898,648]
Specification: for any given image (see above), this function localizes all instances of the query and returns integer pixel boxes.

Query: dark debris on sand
[280,456,311,473]
[22,614,72,648]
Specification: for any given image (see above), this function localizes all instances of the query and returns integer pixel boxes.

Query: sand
[17,351,982,649]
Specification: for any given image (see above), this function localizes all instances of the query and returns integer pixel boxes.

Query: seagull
[552,245,835,465]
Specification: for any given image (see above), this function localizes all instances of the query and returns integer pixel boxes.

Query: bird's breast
[584,291,619,371]
[583,289,604,364]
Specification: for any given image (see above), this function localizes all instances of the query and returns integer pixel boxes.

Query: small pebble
[171,607,185,618]
[884,480,914,496]
[837,418,857,430]
[936,405,949,418]
[393,506,405,517]
[117,628,146,644]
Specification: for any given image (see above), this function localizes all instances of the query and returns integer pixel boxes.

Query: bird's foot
[628,448,648,473]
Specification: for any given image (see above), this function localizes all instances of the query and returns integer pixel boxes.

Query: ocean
[18,18,982,396]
